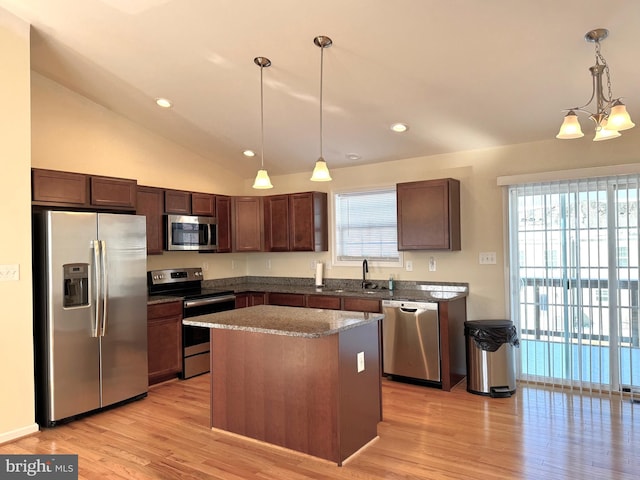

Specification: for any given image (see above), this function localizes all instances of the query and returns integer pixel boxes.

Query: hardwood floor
[2,375,638,479]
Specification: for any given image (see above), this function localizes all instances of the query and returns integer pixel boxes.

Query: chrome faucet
[362,259,369,289]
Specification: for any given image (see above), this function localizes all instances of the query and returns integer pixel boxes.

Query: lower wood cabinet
[147,301,183,385]
[343,297,382,313]
[267,292,305,307]
[235,292,266,309]
[306,294,341,310]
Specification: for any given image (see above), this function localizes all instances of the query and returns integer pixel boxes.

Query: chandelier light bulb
[607,101,635,131]
[252,169,273,188]
[252,56,273,190]
[556,111,584,139]
[311,35,333,182]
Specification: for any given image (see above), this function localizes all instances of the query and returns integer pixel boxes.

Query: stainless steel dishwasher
[382,299,440,383]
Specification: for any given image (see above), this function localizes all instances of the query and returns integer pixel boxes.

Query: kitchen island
[184,305,383,465]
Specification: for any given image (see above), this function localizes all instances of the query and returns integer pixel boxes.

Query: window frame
[331,185,403,268]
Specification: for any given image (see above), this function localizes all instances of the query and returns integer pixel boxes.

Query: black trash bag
[465,321,520,352]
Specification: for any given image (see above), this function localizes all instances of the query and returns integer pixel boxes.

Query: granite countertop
[148,277,469,305]
[183,304,383,338]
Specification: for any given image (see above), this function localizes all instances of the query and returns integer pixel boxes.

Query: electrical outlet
[357,352,365,372]
[231,260,236,270]
[202,262,209,271]
[0,264,19,281]
[405,260,413,272]
[266,259,272,269]
[479,252,497,265]
[429,256,436,272]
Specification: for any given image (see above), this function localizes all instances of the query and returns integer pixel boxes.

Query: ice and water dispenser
[63,263,89,308]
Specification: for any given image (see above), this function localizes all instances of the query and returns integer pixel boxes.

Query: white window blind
[334,189,399,263]
[509,175,640,397]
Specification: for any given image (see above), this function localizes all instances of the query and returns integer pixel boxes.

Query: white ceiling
[2,0,640,180]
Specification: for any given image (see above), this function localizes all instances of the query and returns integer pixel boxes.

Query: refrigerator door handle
[100,240,108,336]
[92,240,101,337]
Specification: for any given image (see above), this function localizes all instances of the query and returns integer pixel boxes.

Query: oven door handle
[184,294,236,309]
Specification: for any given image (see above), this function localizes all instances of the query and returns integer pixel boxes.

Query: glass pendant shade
[310,158,332,181]
[593,125,621,141]
[253,169,273,189]
[607,102,635,131]
[556,111,584,139]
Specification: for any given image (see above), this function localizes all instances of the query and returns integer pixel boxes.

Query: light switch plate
[0,264,19,281]
[405,260,413,272]
[479,252,497,265]
[357,352,365,372]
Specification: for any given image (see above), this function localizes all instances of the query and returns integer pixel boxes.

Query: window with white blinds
[334,188,400,264]
[509,175,640,396]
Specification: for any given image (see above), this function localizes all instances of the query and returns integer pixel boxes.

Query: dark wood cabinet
[215,195,232,253]
[264,192,328,252]
[233,196,263,252]
[267,292,306,307]
[147,301,183,385]
[307,294,341,310]
[264,195,290,251]
[191,192,216,216]
[164,189,191,214]
[397,178,461,251]
[90,175,137,209]
[235,292,266,309]
[343,297,382,313]
[136,186,164,255]
[32,169,88,206]
[32,168,136,210]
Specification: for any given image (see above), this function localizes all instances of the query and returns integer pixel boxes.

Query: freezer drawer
[382,300,440,382]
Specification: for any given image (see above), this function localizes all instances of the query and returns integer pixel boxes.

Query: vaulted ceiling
[2,0,640,179]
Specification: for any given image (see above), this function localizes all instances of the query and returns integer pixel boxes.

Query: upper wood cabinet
[396,178,461,251]
[232,196,263,252]
[191,192,216,216]
[136,186,164,255]
[90,175,137,209]
[215,195,232,253]
[32,168,136,211]
[164,189,191,214]
[264,192,328,252]
[264,194,290,251]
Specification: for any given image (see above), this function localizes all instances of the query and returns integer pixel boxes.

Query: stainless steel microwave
[165,214,217,251]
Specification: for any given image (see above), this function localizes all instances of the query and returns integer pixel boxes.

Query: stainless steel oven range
[147,267,235,379]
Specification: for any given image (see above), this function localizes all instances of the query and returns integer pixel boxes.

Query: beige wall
[5,13,640,442]
[0,10,37,443]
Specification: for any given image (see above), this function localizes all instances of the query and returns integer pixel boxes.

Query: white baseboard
[0,423,39,445]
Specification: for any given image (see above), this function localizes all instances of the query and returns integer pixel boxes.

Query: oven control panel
[148,267,203,285]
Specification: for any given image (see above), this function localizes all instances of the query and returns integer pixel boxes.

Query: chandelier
[556,28,634,142]
[252,56,273,189]
[310,35,333,182]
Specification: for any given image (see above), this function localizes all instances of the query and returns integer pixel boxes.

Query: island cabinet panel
[397,178,461,251]
[306,294,341,310]
[136,186,164,254]
[263,194,290,251]
[191,192,215,216]
[343,297,382,313]
[210,320,381,465]
[267,292,305,307]
[32,169,88,206]
[147,301,183,385]
[232,196,263,252]
[215,195,232,253]
[164,189,191,214]
[90,175,137,209]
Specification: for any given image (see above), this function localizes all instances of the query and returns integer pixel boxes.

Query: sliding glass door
[509,176,639,394]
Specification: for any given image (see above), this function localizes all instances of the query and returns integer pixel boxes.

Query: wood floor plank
[1,375,639,479]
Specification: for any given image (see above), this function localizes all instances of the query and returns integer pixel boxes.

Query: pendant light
[252,56,273,189]
[310,35,333,182]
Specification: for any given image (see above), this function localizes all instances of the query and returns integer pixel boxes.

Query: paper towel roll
[315,262,324,286]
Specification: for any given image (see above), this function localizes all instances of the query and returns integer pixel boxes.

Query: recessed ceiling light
[155,97,172,108]
[243,150,256,157]
[390,123,409,133]
[346,153,361,161]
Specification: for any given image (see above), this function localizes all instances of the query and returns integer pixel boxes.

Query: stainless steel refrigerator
[33,210,148,427]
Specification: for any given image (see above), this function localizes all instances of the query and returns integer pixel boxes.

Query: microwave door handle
[203,223,209,246]
[100,240,108,336]
[92,240,101,337]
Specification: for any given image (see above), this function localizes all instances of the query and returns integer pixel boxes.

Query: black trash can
[464,320,519,397]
